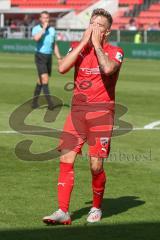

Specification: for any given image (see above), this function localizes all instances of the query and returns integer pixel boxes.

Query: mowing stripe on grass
[0,127,160,134]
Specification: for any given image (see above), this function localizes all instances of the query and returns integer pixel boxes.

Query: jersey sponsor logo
[79,67,101,75]
[115,52,123,62]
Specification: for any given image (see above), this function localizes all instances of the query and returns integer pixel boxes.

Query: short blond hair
[91,8,113,28]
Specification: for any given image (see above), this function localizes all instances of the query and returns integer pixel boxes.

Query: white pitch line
[144,121,160,129]
[132,127,160,130]
[0,127,160,134]
[0,130,58,134]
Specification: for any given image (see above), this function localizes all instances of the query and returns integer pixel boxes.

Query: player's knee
[42,79,49,84]
[60,150,76,164]
[41,75,49,84]
[90,157,103,175]
[60,155,71,163]
[90,165,103,175]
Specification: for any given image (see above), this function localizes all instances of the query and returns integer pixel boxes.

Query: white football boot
[43,209,71,225]
[87,207,102,223]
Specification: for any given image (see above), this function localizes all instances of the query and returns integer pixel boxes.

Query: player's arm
[95,47,120,75]
[58,26,92,74]
[32,23,48,42]
[92,26,121,76]
[54,43,62,60]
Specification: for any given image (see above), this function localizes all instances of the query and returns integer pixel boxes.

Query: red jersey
[70,42,124,108]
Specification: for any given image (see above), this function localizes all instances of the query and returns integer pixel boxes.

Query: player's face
[90,15,111,40]
[40,13,50,25]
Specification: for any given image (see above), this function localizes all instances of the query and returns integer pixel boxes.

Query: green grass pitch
[0,53,160,240]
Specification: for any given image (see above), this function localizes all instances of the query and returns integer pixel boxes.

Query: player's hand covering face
[91,25,102,47]
[90,15,111,46]
[80,25,93,47]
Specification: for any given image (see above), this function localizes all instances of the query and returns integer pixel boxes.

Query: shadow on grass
[0,222,159,240]
[0,196,150,240]
[72,196,145,221]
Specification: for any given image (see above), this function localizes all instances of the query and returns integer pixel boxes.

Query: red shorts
[58,108,114,158]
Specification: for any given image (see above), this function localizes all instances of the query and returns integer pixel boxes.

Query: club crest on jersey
[115,52,123,62]
[100,137,109,147]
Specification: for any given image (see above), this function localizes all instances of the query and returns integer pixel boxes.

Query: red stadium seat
[137,17,159,24]
[114,17,130,24]
[119,0,143,5]
[149,4,160,11]
[11,0,96,11]
[11,0,160,29]
[113,1,160,29]
[139,11,160,18]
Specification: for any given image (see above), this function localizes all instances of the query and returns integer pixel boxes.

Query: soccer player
[31,11,62,110]
[43,8,124,224]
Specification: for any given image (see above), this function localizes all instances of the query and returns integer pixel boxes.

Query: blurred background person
[31,11,62,110]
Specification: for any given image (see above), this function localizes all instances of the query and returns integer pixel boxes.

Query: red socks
[58,162,74,212]
[57,162,106,212]
[92,170,106,209]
